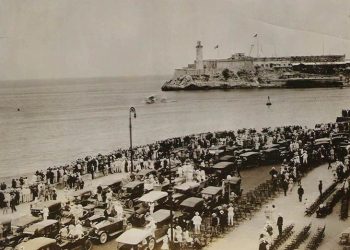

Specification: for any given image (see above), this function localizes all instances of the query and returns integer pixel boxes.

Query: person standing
[282,179,288,196]
[297,185,304,202]
[227,203,235,226]
[259,234,269,250]
[192,212,202,234]
[10,193,17,213]
[43,206,49,220]
[277,214,283,236]
[318,180,323,196]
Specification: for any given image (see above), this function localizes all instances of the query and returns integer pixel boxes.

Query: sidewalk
[0,172,129,222]
[206,164,345,250]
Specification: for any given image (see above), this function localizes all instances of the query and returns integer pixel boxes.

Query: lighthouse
[195,41,203,71]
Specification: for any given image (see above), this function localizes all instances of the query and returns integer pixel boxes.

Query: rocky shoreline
[161,73,349,91]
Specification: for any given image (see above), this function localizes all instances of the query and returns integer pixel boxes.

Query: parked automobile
[71,189,93,206]
[201,186,223,205]
[56,231,93,250]
[240,151,261,168]
[206,161,235,183]
[1,216,42,248]
[120,181,145,208]
[15,237,59,250]
[314,138,331,148]
[218,154,235,162]
[146,209,171,243]
[115,228,157,250]
[15,235,93,250]
[22,220,60,240]
[83,213,106,228]
[174,182,201,198]
[101,179,124,197]
[89,216,124,244]
[30,200,62,220]
[178,197,205,221]
[130,191,169,227]
[260,148,281,163]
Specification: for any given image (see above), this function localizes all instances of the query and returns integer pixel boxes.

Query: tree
[222,68,230,80]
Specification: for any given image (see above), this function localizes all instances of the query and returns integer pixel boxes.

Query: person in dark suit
[318,180,323,196]
[277,214,283,236]
[297,185,304,202]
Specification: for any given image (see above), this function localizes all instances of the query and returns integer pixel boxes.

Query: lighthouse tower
[195,41,203,71]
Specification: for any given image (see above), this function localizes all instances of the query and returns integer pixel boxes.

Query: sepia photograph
[1,0,350,249]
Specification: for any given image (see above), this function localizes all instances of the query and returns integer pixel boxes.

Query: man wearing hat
[192,212,202,234]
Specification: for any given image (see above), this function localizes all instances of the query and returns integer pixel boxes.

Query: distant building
[173,41,346,78]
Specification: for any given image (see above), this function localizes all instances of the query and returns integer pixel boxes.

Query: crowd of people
[1,120,350,249]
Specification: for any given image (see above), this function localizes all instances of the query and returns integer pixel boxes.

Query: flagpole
[256,35,259,58]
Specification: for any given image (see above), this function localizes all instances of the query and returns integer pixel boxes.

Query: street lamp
[129,107,136,173]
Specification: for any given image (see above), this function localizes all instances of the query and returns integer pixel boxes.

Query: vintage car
[22,219,60,240]
[174,182,201,197]
[89,216,124,244]
[331,133,349,146]
[1,216,42,248]
[201,186,223,205]
[101,179,124,197]
[206,162,235,184]
[260,148,281,163]
[115,228,157,250]
[83,213,106,228]
[225,145,242,155]
[30,200,62,220]
[130,191,169,227]
[56,232,93,250]
[208,145,226,158]
[120,181,145,208]
[145,209,171,243]
[314,138,331,148]
[218,154,235,163]
[222,176,242,201]
[15,237,59,250]
[71,189,94,206]
[15,235,93,250]
[178,197,205,221]
[240,151,261,168]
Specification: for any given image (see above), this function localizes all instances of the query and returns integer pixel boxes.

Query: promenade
[0,172,128,222]
[206,163,345,250]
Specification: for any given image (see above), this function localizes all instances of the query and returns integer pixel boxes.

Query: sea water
[0,76,349,180]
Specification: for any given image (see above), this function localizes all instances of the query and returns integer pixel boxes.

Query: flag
[253,34,258,37]
[214,45,219,49]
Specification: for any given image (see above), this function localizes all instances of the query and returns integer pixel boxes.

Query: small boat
[145,95,156,104]
[266,96,272,106]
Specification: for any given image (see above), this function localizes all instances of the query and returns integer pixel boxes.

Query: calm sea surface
[0,76,349,179]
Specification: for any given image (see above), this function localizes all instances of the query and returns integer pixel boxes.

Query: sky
[0,0,350,80]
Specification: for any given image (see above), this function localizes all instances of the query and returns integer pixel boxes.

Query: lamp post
[129,107,136,173]
[168,152,174,243]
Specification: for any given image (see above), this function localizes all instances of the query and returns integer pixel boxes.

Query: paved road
[207,164,346,250]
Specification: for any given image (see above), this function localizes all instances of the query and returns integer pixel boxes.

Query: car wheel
[127,200,133,208]
[147,238,155,250]
[85,239,93,250]
[99,232,108,244]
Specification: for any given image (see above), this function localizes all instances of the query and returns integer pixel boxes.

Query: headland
[162,41,350,91]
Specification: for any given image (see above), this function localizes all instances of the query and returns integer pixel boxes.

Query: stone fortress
[162,41,350,90]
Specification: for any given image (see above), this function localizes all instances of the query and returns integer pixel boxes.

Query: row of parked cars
[0,163,242,249]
